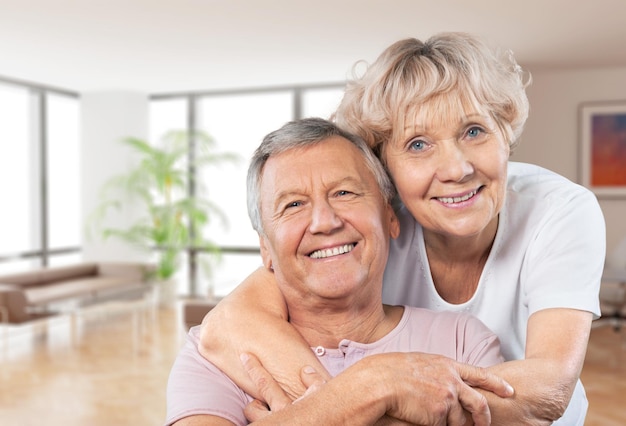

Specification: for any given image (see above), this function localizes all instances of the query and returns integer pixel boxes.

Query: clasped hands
[240,352,514,425]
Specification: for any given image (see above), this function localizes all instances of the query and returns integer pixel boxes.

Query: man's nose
[308,200,343,234]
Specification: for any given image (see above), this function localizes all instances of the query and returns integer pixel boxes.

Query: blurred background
[0,1,625,424]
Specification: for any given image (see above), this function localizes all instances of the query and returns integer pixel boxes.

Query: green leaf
[87,129,235,281]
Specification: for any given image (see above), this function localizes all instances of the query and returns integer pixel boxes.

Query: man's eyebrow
[271,176,367,208]
[340,176,367,190]
[273,190,302,207]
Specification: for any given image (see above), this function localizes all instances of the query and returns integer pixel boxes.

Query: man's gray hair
[247,117,396,234]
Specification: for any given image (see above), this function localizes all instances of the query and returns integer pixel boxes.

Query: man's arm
[242,351,515,426]
[173,415,235,426]
[198,267,513,412]
[483,308,593,426]
[198,266,330,400]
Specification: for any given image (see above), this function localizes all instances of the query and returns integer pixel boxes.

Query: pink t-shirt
[165,306,503,426]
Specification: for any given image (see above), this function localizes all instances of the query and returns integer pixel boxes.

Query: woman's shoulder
[403,306,483,328]
[506,161,595,203]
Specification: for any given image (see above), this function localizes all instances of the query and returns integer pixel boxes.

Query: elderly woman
[199,33,605,425]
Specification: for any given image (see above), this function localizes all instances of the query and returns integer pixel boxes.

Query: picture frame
[579,101,626,197]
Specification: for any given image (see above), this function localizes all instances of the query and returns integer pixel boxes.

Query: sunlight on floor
[0,300,186,426]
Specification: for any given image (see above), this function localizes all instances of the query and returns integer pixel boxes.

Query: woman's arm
[198,266,514,421]
[242,351,516,426]
[244,352,496,426]
[198,266,330,400]
[483,308,593,426]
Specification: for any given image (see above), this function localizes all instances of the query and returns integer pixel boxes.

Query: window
[0,77,342,285]
[195,91,293,296]
[47,94,81,251]
[149,98,188,143]
[301,87,346,119]
[0,79,80,272]
[0,83,40,262]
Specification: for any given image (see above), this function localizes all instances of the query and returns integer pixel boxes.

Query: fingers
[455,384,490,426]
[445,397,470,426]
[243,399,271,422]
[457,363,515,398]
[240,352,292,411]
[294,365,327,402]
[364,353,497,425]
[454,363,516,426]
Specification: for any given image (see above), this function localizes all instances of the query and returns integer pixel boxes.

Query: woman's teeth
[437,189,477,204]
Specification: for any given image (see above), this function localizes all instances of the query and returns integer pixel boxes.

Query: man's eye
[285,201,301,209]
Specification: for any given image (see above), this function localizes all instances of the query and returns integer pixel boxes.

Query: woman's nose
[435,143,474,183]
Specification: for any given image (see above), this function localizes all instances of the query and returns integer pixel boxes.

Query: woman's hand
[241,350,514,426]
[351,352,511,426]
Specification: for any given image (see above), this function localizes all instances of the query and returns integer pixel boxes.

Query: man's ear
[259,235,274,271]
[387,204,401,239]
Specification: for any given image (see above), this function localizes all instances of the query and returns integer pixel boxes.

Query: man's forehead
[263,138,365,174]
[259,139,373,197]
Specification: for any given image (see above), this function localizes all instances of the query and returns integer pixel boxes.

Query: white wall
[80,92,150,262]
[514,66,626,253]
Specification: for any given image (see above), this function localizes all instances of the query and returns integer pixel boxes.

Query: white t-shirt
[382,161,606,425]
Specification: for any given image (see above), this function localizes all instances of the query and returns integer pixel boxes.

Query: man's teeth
[437,189,477,204]
[310,244,354,259]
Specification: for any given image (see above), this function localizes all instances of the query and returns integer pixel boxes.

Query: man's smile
[309,243,356,259]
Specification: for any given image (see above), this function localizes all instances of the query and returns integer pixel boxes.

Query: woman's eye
[409,139,427,151]
[467,126,484,138]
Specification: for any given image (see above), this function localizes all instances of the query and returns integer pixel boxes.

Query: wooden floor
[1,301,625,425]
[581,323,626,426]
[0,300,185,426]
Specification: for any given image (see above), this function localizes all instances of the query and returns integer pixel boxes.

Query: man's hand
[352,352,512,426]
[241,353,328,422]
[242,351,513,425]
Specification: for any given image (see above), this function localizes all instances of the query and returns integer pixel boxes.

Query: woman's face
[383,99,510,241]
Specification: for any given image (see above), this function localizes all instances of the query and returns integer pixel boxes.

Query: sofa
[0,262,153,324]
[183,298,221,330]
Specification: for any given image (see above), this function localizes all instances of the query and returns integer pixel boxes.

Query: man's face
[258,136,399,305]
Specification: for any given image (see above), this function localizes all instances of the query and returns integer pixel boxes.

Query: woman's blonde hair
[333,32,531,159]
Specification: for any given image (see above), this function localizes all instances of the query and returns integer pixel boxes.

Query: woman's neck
[424,216,498,304]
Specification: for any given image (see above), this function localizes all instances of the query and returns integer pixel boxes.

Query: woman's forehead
[399,91,490,131]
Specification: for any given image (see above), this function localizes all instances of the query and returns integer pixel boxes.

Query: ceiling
[1,0,625,94]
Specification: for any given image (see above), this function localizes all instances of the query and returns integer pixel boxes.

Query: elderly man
[165,118,510,426]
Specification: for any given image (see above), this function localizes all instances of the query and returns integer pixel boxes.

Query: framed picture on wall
[579,100,626,197]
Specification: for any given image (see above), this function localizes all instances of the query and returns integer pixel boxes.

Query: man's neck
[289,304,404,349]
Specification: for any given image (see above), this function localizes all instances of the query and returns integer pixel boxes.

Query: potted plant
[89,130,238,306]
